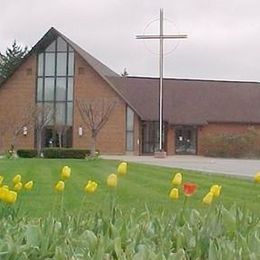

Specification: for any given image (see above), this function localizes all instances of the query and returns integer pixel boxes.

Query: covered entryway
[175,127,197,155]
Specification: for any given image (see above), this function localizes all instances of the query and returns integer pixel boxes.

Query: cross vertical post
[159,8,164,151]
[136,9,187,154]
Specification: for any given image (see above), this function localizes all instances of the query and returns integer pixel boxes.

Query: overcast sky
[1,0,260,81]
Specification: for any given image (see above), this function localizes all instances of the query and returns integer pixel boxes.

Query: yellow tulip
[117,162,127,176]
[84,180,98,193]
[107,174,118,188]
[12,174,21,184]
[4,191,17,204]
[2,185,9,190]
[210,185,222,197]
[14,182,23,192]
[169,188,179,199]
[55,181,65,192]
[254,172,260,183]
[171,173,182,186]
[24,181,33,191]
[0,186,9,201]
[61,166,71,180]
[202,191,214,205]
[0,176,4,186]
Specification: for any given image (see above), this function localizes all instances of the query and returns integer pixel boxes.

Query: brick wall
[73,53,127,154]
[0,55,36,153]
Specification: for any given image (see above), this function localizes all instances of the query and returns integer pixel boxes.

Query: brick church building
[1,27,260,155]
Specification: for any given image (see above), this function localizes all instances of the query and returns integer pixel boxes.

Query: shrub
[200,127,260,158]
[42,148,91,159]
[17,149,37,158]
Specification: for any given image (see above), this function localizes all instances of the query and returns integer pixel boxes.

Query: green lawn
[0,158,259,217]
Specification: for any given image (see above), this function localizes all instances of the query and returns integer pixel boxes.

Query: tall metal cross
[136,9,187,151]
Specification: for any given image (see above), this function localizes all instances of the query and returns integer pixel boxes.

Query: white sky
[1,0,260,81]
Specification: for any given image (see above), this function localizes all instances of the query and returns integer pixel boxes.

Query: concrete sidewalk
[101,155,260,178]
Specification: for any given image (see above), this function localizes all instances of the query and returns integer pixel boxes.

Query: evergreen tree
[0,40,28,79]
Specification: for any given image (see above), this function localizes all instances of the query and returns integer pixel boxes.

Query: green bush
[17,149,37,158]
[200,127,260,158]
[42,148,91,159]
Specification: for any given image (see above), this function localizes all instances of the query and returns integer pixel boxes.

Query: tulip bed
[0,158,259,259]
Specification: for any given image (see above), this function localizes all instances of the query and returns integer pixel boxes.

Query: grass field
[0,158,259,217]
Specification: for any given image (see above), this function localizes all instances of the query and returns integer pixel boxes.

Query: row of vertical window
[37,77,73,102]
[38,52,74,77]
[36,37,74,127]
[37,102,73,126]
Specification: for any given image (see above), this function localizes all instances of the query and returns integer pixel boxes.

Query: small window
[67,102,73,125]
[46,41,56,52]
[26,68,32,75]
[68,52,74,76]
[45,53,55,76]
[126,132,134,151]
[38,53,44,76]
[57,53,67,76]
[78,67,84,74]
[126,107,134,131]
[44,103,54,125]
[67,78,73,101]
[57,37,67,52]
[37,78,43,101]
[56,78,66,101]
[56,103,66,125]
[44,78,55,101]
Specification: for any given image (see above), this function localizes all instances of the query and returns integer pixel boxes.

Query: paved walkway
[101,155,260,178]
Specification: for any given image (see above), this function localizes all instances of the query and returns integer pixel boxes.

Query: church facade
[1,27,260,156]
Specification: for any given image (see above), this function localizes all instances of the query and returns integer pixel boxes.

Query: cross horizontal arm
[136,34,187,40]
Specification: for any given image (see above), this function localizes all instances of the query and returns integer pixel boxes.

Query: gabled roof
[109,76,260,125]
[2,28,260,126]
[0,27,141,116]
[0,28,119,82]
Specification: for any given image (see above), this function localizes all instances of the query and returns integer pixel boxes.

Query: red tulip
[183,183,197,197]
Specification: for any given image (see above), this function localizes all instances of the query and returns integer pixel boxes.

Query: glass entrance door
[175,127,197,155]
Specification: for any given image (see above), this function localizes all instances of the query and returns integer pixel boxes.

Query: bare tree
[54,123,70,148]
[31,104,54,156]
[9,105,35,152]
[77,98,117,156]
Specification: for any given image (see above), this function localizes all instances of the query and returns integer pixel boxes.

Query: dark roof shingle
[109,77,260,125]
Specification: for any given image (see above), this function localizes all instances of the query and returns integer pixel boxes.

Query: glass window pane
[126,132,133,151]
[56,103,66,125]
[37,78,43,101]
[67,78,73,101]
[44,78,55,101]
[69,45,73,52]
[68,52,74,76]
[56,78,66,101]
[57,37,67,51]
[126,106,134,131]
[38,53,43,76]
[57,53,67,76]
[45,53,55,76]
[44,103,54,126]
[67,102,73,125]
[46,41,56,52]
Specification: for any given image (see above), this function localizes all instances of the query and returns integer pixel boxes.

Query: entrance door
[175,127,197,155]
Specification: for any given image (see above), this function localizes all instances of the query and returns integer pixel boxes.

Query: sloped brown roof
[109,76,260,125]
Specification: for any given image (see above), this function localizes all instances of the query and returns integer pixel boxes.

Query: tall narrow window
[36,36,74,148]
[126,106,134,151]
